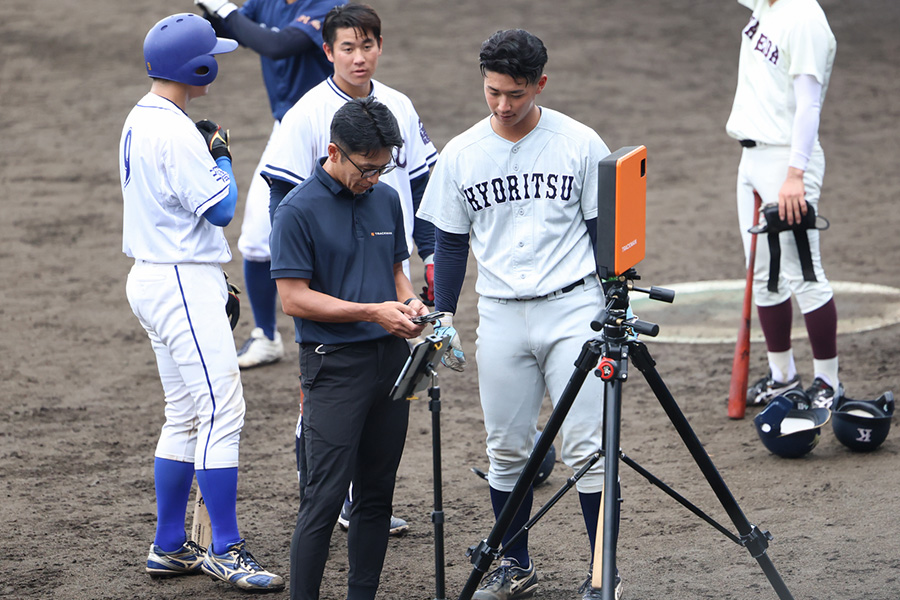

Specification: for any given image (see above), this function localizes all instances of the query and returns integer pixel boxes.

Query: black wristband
[403,297,416,305]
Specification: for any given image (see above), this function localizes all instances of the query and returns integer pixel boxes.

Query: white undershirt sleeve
[790,73,823,171]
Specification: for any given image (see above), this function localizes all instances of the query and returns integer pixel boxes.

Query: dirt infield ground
[2,1,899,598]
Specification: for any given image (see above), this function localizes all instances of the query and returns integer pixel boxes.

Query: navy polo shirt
[271,160,410,345]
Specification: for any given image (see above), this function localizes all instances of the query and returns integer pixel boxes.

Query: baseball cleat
[337,498,409,536]
[579,568,623,600]
[805,377,844,410]
[201,540,284,592]
[746,371,801,407]
[146,540,206,578]
[472,557,538,600]
[237,327,284,369]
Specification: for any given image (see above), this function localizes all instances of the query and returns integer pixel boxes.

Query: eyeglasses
[335,144,397,178]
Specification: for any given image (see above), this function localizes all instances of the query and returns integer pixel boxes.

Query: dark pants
[290,335,410,600]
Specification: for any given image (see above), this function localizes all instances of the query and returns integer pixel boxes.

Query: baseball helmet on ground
[831,391,894,452]
[754,392,831,458]
[143,13,238,86]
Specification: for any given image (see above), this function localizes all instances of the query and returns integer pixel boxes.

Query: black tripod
[391,334,451,600]
[457,270,795,600]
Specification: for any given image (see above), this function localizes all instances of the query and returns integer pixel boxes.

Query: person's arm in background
[779,73,822,225]
[196,1,316,59]
[411,171,437,304]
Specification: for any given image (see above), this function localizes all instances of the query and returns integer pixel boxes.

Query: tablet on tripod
[596,145,647,279]
[390,333,451,401]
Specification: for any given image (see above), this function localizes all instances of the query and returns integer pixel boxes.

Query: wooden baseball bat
[191,487,212,550]
[727,191,763,419]
[590,488,606,588]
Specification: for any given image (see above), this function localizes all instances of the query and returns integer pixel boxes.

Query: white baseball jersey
[417,107,610,299]
[262,76,438,257]
[725,0,836,146]
[120,93,233,263]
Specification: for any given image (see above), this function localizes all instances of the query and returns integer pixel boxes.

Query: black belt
[518,278,585,301]
[558,278,585,294]
[739,139,757,148]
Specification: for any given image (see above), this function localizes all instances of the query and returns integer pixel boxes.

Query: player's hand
[433,313,466,372]
[194,0,238,19]
[778,167,807,226]
[419,254,435,306]
[373,301,426,339]
[195,119,232,161]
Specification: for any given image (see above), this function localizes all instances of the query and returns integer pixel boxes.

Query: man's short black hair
[323,3,381,48]
[479,29,548,85]
[331,97,403,157]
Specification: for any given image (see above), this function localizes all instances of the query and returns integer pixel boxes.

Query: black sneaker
[336,497,409,537]
[579,567,623,600]
[746,371,802,406]
[805,377,844,410]
[472,557,538,600]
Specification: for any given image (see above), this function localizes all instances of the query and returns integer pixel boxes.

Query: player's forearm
[433,228,469,314]
[220,12,316,60]
[203,157,238,226]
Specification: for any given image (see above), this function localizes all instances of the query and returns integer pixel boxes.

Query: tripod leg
[457,340,602,600]
[629,341,795,600]
[430,385,446,600]
[594,377,621,600]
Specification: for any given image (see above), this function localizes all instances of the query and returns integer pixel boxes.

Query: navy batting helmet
[143,13,238,86]
[754,392,830,458]
[831,391,894,452]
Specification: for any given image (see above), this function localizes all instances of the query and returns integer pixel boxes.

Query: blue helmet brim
[211,37,239,55]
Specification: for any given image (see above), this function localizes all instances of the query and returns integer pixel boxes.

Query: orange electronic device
[596,145,647,279]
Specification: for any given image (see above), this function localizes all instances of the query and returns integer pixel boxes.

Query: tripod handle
[648,286,675,303]
[629,318,659,337]
[631,284,675,303]
[591,309,608,332]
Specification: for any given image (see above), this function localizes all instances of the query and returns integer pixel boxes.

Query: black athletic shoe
[336,497,409,537]
[472,557,538,600]
[805,377,844,410]
[579,568,623,600]
[746,371,802,406]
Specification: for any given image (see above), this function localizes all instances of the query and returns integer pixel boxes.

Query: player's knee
[754,284,792,307]
[796,284,834,314]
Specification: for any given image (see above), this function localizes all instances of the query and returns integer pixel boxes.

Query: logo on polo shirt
[371,231,392,236]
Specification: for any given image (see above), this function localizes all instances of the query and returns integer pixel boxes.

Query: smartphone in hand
[411,311,445,325]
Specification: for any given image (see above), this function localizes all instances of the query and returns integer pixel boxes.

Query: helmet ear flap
[177,55,219,87]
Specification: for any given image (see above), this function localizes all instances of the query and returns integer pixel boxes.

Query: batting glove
[224,272,241,330]
[195,119,231,161]
[419,254,435,307]
[433,313,466,372]
[194,0,238,19]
